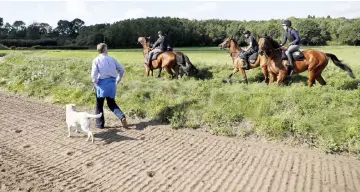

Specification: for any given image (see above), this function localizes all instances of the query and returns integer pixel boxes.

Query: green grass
[1,46,360,155]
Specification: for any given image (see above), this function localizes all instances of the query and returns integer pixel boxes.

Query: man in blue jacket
[91,43,127,129]
[279,19,301,74]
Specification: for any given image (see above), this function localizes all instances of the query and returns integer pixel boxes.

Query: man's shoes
[121,117,128,129]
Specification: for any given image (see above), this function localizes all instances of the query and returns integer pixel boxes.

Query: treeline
[1,15,360,49]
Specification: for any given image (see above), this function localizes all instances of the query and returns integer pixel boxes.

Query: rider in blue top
[241,30,258,70]
[279,19,301,74]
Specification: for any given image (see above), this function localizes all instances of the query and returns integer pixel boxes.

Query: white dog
[65,104,102,143]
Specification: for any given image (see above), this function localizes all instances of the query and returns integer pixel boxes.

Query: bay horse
[137,36,180,78]
[138,37,199,77]
[218,37,269,84]
[257,36,355,87]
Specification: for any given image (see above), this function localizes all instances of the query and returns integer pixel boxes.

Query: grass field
[0,46,360,156]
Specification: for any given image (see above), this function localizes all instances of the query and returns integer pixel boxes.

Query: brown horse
[137,36,198,78]
[258,36,355,86]
[218,37,269,84]
[137,36,180,78]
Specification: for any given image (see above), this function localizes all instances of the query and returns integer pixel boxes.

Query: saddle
[145,47,173,63]
[281,50,305,61]
[239,52,259,63]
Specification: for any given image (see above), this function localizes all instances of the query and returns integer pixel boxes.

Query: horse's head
[137,36,152,46]
[137,37,146,45]
[181,62,199,77]
[258,35,281,57]
[218,37,231,49]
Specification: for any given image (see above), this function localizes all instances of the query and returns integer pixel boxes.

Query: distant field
[0,46,360,155]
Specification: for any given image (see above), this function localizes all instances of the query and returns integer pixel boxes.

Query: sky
[0,0,360,27]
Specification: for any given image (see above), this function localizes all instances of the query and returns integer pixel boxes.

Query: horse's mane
[263,36,281,51]
[229,38,241,50]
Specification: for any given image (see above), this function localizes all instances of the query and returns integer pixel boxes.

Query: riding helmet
[243,30,250,35]
[282,20,292,27]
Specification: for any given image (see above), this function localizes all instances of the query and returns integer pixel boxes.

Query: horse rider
[279,19,301,75]
[147,31,169,69]
[241,30,259,70]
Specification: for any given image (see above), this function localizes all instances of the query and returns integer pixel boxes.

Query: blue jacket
[281,28,300,46]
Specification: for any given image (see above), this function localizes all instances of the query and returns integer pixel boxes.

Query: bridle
[258,39,282,58]
[220,39,242,59]
[138,38,151,56]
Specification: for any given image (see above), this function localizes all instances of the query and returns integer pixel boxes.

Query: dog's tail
[86,113,102,118]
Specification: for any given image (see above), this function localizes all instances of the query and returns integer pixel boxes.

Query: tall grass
[0,46,360,155]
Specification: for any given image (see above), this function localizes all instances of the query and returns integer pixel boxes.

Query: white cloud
[65,0,91,20]
[330,2,360,18]
[108,8,146,24]
[172,2,218,20]
[123,8,146,19]
[197,2,217,12]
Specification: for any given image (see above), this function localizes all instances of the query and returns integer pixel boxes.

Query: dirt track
[0,92,360,192]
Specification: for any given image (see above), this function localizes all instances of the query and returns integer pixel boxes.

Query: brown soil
[0,92,359,192]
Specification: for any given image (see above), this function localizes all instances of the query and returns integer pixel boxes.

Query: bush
[0,39,58,47]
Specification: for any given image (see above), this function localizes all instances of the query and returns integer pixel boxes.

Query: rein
[262,47,282,58]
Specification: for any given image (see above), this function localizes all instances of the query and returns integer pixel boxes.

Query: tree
[13,21,26,31]
[70,18,85,37]
[55,20,72,36]
[26,22,41,39]
[294,19,325,45]
[1,22,12,38]
[0,17,3,38]
[338,20,360,45]
[39,23,52,37]
[11,20,26,39]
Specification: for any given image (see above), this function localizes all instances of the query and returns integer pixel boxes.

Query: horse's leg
[239,68,248,84]
[144,64,150,77]
[151,61,157,77]
[269,72,276,84]
[314,63,327,86]
[174,65,180,79]
[277,70,287,86]
[315,75,327,86]
[261,65,269,84]
[157,67,162,78]
[308,71,316,87]
[164,66,174,78]
[228,68,239,83]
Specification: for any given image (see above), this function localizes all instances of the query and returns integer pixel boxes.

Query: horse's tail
[326,53,355,79]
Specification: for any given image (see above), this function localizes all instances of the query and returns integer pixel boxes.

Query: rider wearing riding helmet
[241,30,258,70]
[147,31,169,69]
[279,19,301,74]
